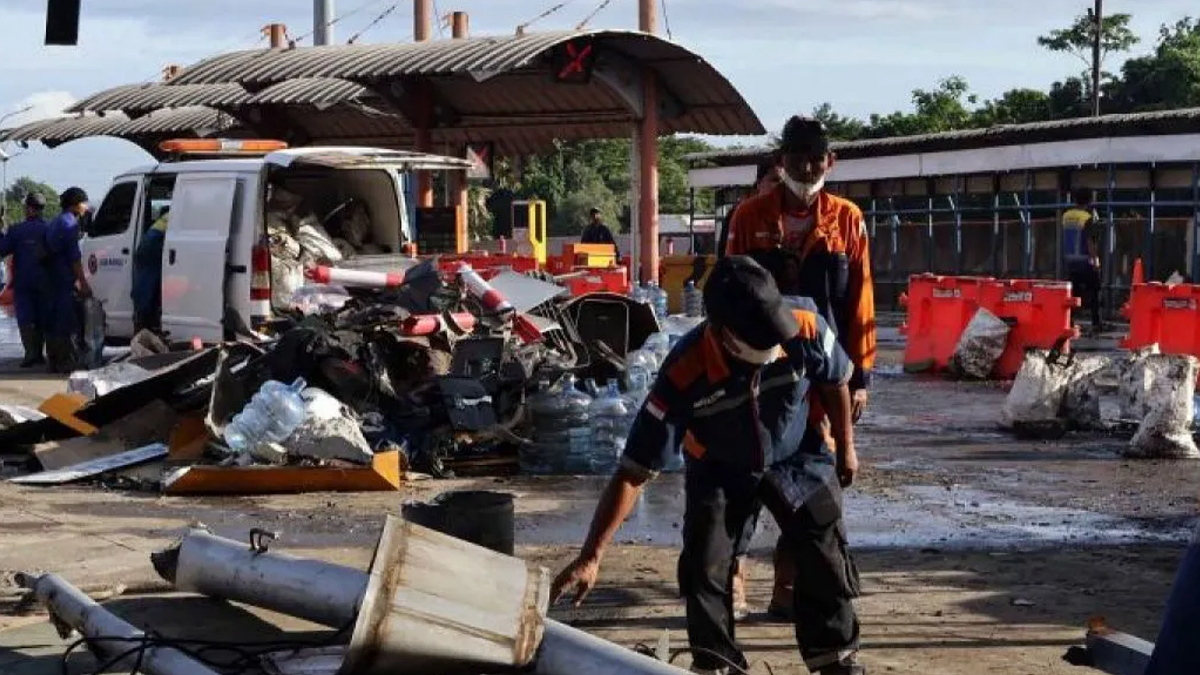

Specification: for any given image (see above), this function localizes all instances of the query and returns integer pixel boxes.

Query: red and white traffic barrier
[400,313,477,336]
[306,265,406,288]
[456,262,513,314]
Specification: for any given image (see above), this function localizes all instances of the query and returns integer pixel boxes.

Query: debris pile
[999,341,1200,458]
[1,258,702,494]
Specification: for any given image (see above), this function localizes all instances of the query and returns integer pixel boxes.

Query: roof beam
[592,50,683,121]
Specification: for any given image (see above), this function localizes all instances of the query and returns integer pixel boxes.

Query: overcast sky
[1,0,1197,199]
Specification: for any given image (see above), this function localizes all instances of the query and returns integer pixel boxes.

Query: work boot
[18,325,45,368]
[731,556,749,621]
[45,337,77,374]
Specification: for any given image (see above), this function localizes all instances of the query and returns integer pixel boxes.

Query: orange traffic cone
[1132,258,1145,285]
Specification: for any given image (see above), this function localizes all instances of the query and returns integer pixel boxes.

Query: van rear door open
[160,174,240,343]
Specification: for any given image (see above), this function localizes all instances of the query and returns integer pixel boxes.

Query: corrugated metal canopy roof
[0,107,238,148]
[165,28,762,137]
[4,29,762,153]
[67,83,251,114]
[685,107,1200,165]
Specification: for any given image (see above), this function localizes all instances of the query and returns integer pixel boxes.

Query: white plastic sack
[1128,354,1200,459]
[1001,347,1075,427]
[951,308,1011,379]
[1061,354,1112,430]
[271,255,305,309]
[296,217,344,264]
[289,284,352,315]
[332,237,358,259]
[286,388,373,465]
[67,362,153,401]
[1117,345,1162,421]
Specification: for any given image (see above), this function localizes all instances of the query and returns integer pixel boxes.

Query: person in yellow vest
[1062,189,1103,335]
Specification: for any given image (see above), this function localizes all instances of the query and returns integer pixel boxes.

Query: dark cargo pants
[678,452,861,672]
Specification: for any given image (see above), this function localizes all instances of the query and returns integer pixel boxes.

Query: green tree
[3,177,60,226]
[971,88,1054,126]
[1105,17,1200,112]
[1037,11,1140,72]
[863,76,978,138]
[811,103,868,141]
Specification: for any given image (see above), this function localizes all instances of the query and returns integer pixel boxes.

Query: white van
[80,145,470,343]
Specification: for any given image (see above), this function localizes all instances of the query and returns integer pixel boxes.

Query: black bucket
[401,490,515,556]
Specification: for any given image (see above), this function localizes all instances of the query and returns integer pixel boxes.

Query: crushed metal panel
[9,443,167,485]
[1085,629,1154,675]
[262,647,346,675]
[487,270,566,313]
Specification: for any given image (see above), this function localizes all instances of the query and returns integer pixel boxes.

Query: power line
[293,0,391,43]
[432,0,447,37]
[517,0,583,34]
[660,0,673,39]
[347,3,400,43]
[576,0,615,30]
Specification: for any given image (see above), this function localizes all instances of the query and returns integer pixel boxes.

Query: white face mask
[720,329,781,365]
[781,172,825,201]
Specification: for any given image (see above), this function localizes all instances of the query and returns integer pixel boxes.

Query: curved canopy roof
[1,29,763,157]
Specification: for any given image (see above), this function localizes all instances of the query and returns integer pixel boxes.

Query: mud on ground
[0,344,1196,674]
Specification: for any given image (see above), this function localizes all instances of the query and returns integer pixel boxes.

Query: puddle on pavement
[511,475,1195,551]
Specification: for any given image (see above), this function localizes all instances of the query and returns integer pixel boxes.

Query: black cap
[60,186,88,208]
[24,192,46,209]
[703,255,799,350]
[779,115,830,156]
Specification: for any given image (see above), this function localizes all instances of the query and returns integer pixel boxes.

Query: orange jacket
[725,186,876,389]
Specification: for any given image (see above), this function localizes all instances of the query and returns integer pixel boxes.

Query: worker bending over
[725,116,876,619]
[552,255,864,675]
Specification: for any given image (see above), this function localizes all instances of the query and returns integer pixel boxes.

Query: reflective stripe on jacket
[621,298,852,479]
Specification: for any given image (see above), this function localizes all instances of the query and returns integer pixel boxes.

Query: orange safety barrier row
[901,274,1080,378]
[559,267,629,297]
[1121,282,1200,360]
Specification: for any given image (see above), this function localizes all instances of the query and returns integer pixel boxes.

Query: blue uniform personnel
[43,187,93,373]
[132,212,168,332]
[552,256,864,675]
[0,193,51,366]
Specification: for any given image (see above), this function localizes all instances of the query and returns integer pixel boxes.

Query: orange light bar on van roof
[158,139,289,154]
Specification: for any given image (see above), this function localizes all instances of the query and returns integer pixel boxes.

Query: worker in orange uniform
[725,115,876,620]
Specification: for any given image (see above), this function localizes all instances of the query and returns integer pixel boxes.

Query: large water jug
[224,378,308,453]
[625,348,658,393]
[588,381,631,475]
[648,281,669,320]
[643,332,671,368]
[524,374,592,474]
[683,280,704,318]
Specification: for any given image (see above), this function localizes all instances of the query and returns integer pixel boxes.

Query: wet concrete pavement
[1,317,1197,674]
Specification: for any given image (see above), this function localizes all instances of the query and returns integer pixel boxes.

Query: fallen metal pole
[157,528,690,675]
[16,572,222,675]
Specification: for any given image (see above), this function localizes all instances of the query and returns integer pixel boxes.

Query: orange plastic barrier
[899,274,987,372]
[977,279,1080,379]
[1121,283,1200,360]
[900,274,1079,378]
[560,267,629,297]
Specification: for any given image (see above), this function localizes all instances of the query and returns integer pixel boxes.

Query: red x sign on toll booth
[553,38,596,84]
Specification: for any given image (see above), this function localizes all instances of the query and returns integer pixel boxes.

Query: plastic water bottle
[625,348,658,390]
[643,332,671,367]
[683,280,704,318]
[649,281,669,320]
[588,381,632,475]
[223,378,308,453]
